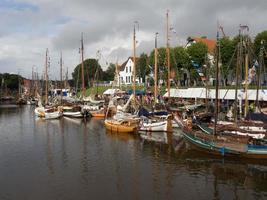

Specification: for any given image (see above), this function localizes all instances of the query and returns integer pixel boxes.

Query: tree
[219,37,235,85]
[72,58,103,89]
[136,53,149,82]
[254,30,267,57]
[0,73,21,90]
[103,63,116,81]
[187,42,208,66]
[186,42,208,85]
[171,46,190,82]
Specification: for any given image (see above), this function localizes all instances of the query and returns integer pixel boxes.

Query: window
[129,66,131,73]
[126,67,128,73]
[131,76,133,82]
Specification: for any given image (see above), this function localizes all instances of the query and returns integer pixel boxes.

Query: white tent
[164,88,267,101]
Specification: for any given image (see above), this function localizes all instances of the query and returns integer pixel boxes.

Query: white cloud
[1,0,267,78]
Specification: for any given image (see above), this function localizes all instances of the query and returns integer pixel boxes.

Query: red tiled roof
[192,37,216,54]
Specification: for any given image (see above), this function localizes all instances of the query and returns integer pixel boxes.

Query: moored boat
[104,118,139,133]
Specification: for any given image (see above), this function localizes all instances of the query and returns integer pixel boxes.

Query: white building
[115,57,143,86]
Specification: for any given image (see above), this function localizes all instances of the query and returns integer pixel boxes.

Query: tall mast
[154,32,159,104]
[234,30,241,125]
[60,51,63,104]
[65,67,68,89]
[166,10,171,98]
[45,48,48,105]
[133,22,137,98]
[244,51,249,117]
[256,41,264,112]
[81,33,85,98]
[214,30,220,135]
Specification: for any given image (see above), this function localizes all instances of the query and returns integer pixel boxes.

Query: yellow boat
[104,118,139,133]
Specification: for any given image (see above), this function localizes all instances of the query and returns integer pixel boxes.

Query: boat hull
[104,120,137,133]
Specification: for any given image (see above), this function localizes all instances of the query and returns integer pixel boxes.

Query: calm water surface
[0,105,267,200]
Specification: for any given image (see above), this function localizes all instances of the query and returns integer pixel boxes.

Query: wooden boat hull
[104,120,137,133]
[183,129,267,159]
[35,107,62,119]
[91,113,105,118]
[63,111,84,118]
[90,109,106,118]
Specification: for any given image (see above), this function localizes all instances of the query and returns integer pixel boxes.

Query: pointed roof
[119,57,139,71]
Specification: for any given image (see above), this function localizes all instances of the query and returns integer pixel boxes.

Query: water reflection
[0,106,267,200]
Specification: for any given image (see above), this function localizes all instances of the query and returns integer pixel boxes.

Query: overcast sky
[0,0,267,79]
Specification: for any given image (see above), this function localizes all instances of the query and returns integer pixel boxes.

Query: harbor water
[0,104,267,200]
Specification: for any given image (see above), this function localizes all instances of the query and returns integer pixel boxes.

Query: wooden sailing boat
[104,22,140,133]
[138,16,173,143]
[182,29,267,159]
[35,49,62,119]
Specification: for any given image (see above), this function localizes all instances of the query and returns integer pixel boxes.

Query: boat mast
[166,10,171,98]
[45,48,48,105]
[133,21,138,98]
[234,30,241,125]
[256,40,264,112]
[154,32,159,104]
[214,30,220,135]
[205,54,209,111]
[81,33,85,98]
[244,49,249,117]
[60,51,63,104]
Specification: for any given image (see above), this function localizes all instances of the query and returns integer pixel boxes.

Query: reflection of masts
[166,10,171,98]
[46,123,54,175]
[154,32,159,104]
[81,33,85,98]
[81,120,89,185]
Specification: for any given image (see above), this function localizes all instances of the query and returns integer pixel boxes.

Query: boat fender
[220,147,225,156]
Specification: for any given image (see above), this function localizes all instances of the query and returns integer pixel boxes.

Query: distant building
[114,57,143,86]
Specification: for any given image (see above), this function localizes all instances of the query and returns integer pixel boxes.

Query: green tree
[219,37,235,85]
[72,58,103,89]
[171,46,190,81]
[186,42,208,85]
[187,42,208,66]
[0,73,21,90]
[136,53,149,82]
[103,63,116,81]
[254,30,267,56]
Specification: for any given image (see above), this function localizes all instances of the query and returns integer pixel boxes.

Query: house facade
[115,57,143,86]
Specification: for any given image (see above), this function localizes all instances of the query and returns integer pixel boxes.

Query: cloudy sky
[0,0,267,79]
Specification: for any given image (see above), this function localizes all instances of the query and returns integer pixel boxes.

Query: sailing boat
[182,29,267,159]
[35,49,62,119]
[104,22,140,133]
[138,13,173,143]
